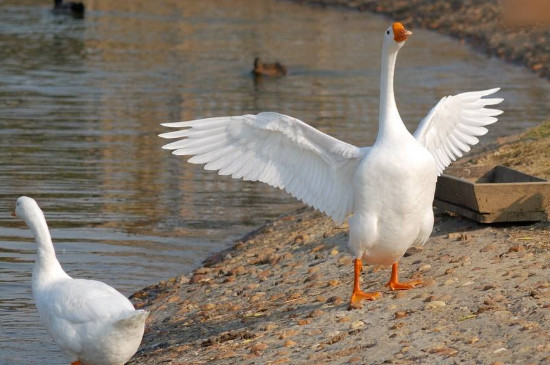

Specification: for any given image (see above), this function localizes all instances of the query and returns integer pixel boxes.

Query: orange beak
[393,22,412,42]
[11,210,16,217]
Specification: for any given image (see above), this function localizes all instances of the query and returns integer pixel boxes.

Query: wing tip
[172,150,186,156]
[161,122,182,127]
[478,87,500,97]
[160,121,194,128]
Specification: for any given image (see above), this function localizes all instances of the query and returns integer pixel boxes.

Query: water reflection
[0,0,549,363]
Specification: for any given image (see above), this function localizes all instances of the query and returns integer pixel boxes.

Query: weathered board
[434,165,550,223]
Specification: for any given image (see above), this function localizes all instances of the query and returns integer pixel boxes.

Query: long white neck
[27,212,70,291]
[377,41,408,142]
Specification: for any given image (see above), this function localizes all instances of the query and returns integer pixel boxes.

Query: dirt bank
[128,120,550,364]
[292,0,550,80]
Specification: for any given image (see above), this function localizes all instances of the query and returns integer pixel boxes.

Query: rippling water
[0,0,548,363]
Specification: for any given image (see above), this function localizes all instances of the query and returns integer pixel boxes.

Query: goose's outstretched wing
[160,112,367,224]
[414,88,503,175]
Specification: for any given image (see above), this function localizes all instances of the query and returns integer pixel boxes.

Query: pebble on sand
[284,339,297,347]
[425,301,446,310]
[250,343,268,355]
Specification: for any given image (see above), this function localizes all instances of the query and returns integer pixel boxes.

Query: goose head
[12,196,43,223]
[384,22,412,52]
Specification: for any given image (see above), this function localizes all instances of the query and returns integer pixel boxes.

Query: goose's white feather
[414,88,503,175]
[37,279,135,324]
[14,196,148,365]
[161,112,367,224]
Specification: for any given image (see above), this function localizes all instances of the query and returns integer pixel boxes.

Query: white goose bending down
[160,23,503,307]
[12,196,148,365]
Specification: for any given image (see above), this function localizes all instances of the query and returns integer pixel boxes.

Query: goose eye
[386,30,390,35]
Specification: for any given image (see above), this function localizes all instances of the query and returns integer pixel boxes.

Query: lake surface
[0,0,548,363]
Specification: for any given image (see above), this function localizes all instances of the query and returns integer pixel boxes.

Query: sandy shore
[129,117,549,364]
[292,0,550,80]
[128,1,550,363]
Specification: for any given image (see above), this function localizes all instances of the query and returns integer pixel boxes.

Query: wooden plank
[433,199,487,222]
[443,166,493,182]
[474,182,550,213]
[434,199,548,223]
[435,175,478,210]
[492,165,546,183]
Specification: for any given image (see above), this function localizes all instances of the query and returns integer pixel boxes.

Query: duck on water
[252,57,288,76]
[53,0,85,17]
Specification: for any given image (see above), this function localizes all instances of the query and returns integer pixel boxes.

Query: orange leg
[71,361,81,365]
[350,258,381,306]
[386,262,422,290]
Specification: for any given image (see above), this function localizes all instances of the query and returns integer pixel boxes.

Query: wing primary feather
[454,130,479,145]
[441,138,458,159]
[162,116,235,129]
[456,88,500,101]
[172,139,227,156]
[163,134,227,150]
[448,133,470,153]
[222,153,249,177]
[161,126,227,140]
[480,98,503,106]
[189,145,235,165]
[456,124,488,136]
[234,156,259,180]
[159,129,191,139]
[467,107,503,118]
[217,151,245,175]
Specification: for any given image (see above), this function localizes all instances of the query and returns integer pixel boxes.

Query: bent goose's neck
[377,42,408,141]
[27,213,69,289]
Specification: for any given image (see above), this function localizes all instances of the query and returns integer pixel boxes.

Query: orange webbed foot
[349,258,382,309]
[71,361,81,365]
[386,278,423,291]
[386,262,422,291]
[350,290,382,307]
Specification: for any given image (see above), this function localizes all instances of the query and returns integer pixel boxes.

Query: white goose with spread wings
[160,22,503,307]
